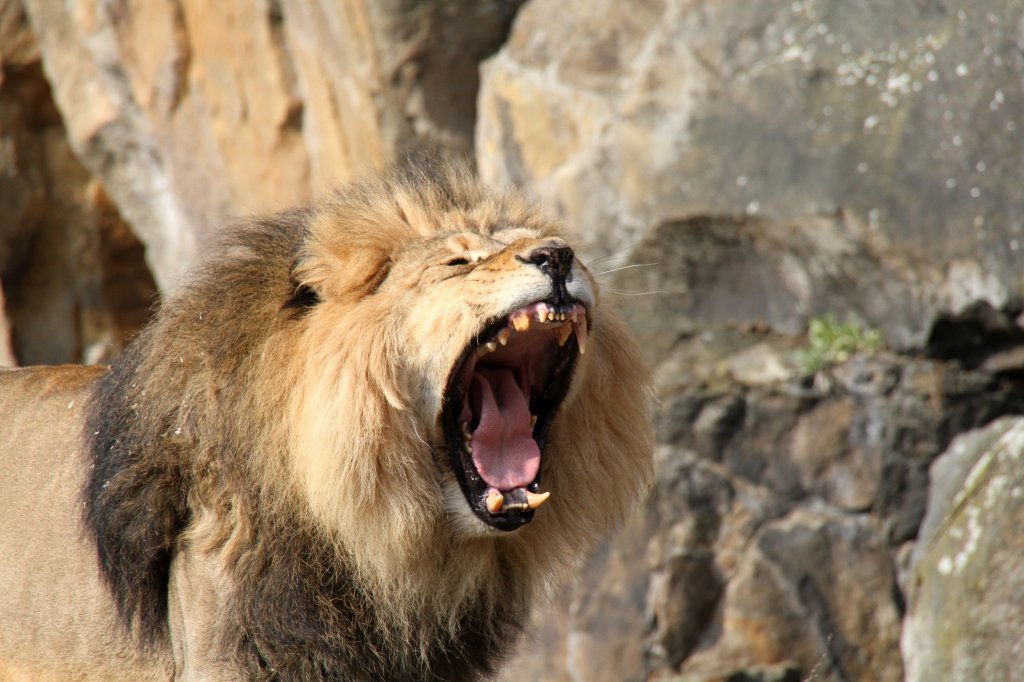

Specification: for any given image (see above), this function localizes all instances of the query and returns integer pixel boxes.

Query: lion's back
[0,366,173,681]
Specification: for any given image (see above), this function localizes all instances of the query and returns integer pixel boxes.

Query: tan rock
[20,0,520,290]
[0,3,155,366]
[0,279,15,367]
[21,0,198,290]
[0,0,38,68]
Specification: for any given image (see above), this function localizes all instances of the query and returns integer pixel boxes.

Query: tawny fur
[0,163,653,681]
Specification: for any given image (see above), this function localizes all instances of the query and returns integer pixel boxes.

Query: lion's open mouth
[442,300,587,531]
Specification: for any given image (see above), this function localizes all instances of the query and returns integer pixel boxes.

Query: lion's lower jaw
[442,478,506,537]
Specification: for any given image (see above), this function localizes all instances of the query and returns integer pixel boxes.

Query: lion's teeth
[557,324,572,346]
[531,414,537,428]
[460,421,472,441]
[511,312,531,332]
[477,340,498,356]
[538,308,549,323]
[525,491,551,510]
[485,491,504,514]
[497,328,511,346]
[574,319,588,355]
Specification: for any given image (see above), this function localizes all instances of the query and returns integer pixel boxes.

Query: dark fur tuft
[84,339,188,643]
[83,214,308,643]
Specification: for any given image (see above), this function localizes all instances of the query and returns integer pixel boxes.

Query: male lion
[0,164,652,680]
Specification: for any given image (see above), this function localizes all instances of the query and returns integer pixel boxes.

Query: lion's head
[284,165,652,556]
[86,162,653,675]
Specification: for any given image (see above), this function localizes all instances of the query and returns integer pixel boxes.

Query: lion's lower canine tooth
[557,325,572,346]
[512,312,531,332]
[486,491,504,514]
[525,491,551,510]
[531,414,537,428]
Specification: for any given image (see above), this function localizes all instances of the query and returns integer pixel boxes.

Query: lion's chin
[441,300,586,532]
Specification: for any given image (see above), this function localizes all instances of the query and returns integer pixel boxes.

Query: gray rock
[504,329,1024,680]
[902,417,1024,681]
[478,0,1024,348]
[680,502,904,682]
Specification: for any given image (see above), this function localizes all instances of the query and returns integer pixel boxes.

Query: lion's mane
[84,163,653,679]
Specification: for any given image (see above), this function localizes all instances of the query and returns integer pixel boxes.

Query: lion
[0,163,653,681]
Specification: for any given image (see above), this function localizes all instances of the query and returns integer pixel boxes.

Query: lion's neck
[205,508,531,679]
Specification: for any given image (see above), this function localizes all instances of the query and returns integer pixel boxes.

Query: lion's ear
[293,214,403,303]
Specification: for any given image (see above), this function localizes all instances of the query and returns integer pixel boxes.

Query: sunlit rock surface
[478,0,1024,348]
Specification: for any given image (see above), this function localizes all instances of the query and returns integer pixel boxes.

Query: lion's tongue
[469,368,540,490]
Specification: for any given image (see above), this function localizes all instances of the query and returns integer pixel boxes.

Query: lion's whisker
[583,245,635,268]
[602,288,674,296]
[592,262,658,278]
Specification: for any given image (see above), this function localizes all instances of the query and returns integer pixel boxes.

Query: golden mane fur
[0,163,653,680]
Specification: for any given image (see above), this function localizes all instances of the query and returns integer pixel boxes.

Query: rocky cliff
[1,0,1023,679]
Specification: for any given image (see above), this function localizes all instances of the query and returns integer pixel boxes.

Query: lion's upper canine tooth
[574,318,588,354]
[511,312,531,332]
[497,328,511,346]
[557,324,572,346]
[525,491,551,510]
[485,490,504,514]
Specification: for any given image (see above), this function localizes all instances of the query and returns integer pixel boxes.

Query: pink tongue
[469,367,540,490]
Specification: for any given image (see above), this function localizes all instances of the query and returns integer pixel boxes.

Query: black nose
[519,243,575,281]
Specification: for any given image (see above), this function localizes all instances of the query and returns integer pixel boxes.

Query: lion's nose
[518,242,575,281]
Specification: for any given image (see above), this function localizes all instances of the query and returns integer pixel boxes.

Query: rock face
[0,0,156,365]
[478,0,1024,348]
[0,281,14,367]
[902,417,1024,681]
[504,337,1024,681]
[1,0,519,363]
[18,0,521,290]
[3,0,1024,679]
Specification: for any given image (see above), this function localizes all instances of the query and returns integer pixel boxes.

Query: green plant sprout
[797,313,884,373]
